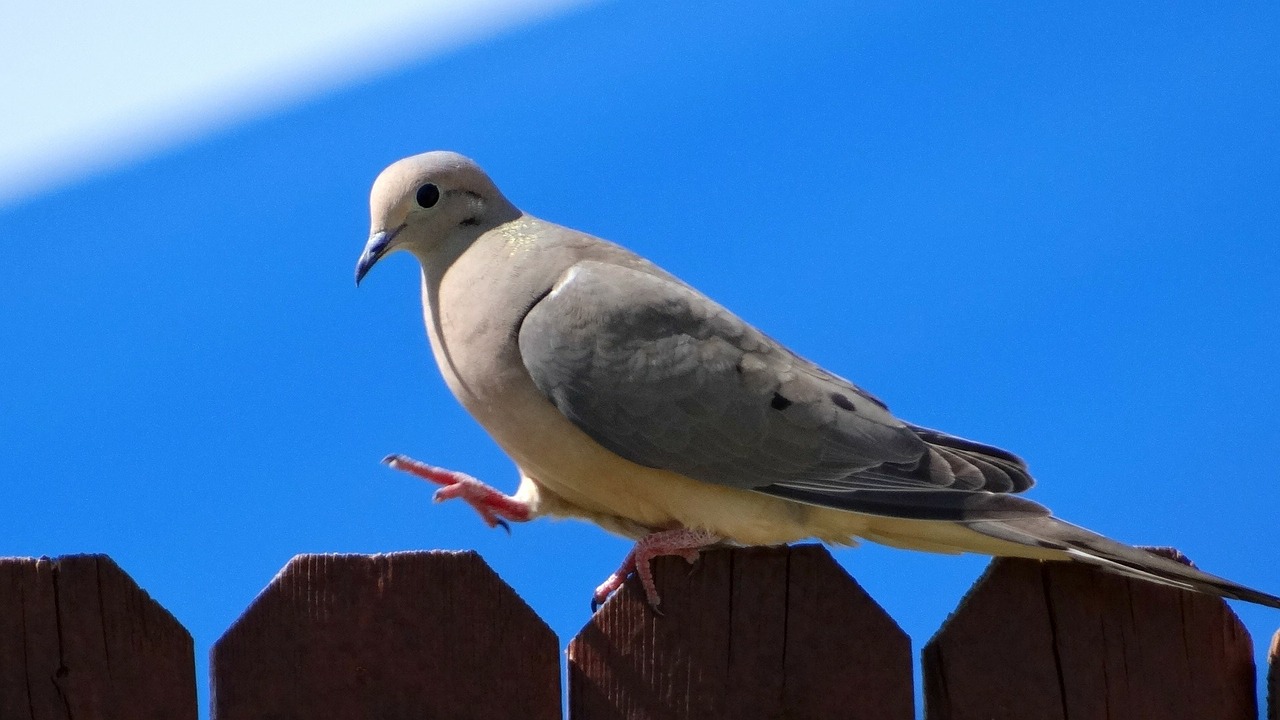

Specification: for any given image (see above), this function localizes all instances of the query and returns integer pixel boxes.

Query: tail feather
[969,515,1280,609]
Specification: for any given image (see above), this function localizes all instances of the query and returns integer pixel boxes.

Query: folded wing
[518,261,1045,522]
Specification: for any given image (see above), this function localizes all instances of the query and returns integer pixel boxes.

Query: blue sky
[3,1,1279,715]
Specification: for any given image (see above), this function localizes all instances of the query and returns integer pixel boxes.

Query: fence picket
[0,555,197,720]
[923,557,1255,720]
[210,550,560,720]
[1268,629,1278,720]
[567,544,913,719]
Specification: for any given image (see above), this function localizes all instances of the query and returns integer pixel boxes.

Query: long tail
[968,515,1280,609]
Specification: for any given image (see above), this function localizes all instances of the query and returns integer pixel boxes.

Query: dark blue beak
[355,225,403,286]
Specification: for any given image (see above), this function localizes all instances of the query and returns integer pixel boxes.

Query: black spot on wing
[830,392,856,412]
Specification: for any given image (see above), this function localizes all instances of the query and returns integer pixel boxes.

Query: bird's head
[355,151,519,285]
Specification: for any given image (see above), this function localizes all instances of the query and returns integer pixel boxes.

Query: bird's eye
[416,183,440,208]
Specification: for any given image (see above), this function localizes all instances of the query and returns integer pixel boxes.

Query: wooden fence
[2,546,1277,719]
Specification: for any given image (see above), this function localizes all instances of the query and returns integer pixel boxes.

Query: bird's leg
[383,454,531,532]
[592,527,722,611]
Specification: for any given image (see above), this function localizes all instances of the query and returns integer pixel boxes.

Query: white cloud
[0,0,595,205]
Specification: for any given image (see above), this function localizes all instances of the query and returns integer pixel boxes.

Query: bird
[355,150,1280,611]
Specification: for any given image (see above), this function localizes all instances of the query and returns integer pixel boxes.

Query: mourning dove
[356,150,1280,610]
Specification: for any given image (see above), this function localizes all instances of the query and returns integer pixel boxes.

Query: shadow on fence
[2,546,1277,719]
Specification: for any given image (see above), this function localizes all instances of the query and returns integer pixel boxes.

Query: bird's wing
[517,261,1046,522]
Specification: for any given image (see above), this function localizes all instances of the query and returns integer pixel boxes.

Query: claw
[591,570,627,611]
[590,528,721,613]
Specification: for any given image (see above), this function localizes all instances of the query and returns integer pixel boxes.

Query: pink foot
[383,454,531,531]
[592,528,721,611]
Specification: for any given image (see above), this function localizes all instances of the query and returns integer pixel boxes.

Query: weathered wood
[1268,629,1279,720]
[0,554,197,720]
[923,558,1256,720]
[211,550,559,720]
[567,544,913,719]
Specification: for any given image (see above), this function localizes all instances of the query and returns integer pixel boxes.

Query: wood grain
[567,544,913,719]
[923,557,1256,720]
[211,550,560,720]
[0,554,196,720]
